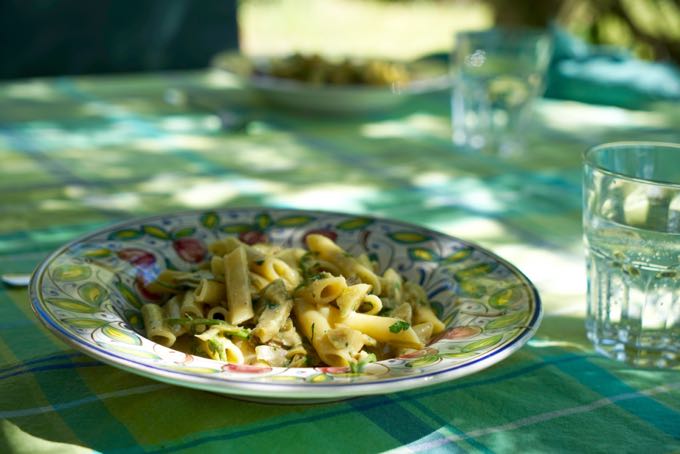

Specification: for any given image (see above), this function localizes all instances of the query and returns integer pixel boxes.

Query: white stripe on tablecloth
[0,383,168,418]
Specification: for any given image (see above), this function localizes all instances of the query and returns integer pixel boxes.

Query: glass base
[587,321,680,368]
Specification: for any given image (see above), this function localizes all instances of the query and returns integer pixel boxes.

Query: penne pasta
[194,279,225,305]
[142,303,176,347]
[306,234,382,294]
[252,280,293,343]
[223,246,254,325]
[413,304,446,335]
[250,257,301,290]
[142,232,444,368]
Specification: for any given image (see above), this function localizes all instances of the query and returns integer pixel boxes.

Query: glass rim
[583,141,680,188]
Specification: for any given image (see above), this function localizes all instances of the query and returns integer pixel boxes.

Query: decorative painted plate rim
[30,208,542,402]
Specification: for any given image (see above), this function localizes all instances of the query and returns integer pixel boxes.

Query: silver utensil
[1,273,31,287]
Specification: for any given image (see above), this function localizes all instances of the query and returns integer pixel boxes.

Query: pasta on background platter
[141,234,445,370]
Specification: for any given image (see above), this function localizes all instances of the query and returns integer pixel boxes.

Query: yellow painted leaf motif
[274,215,315,227]
[200,211,220,229]
[454,263,497,281]
[78,282,108,305]
[101,325,142,345]
[53,264,92,282]
[64,318,108,329]
[461,334,504,352]
[48,298,98,314]
[458,280,486,298]
[336,217,374,231]
[485,311,528,330]
[116,282,142,308]
[309,374,333,383]
[489,286,524,309]
[267,375,304,382]
[101,343,161,360]
[109,229,142,241]
[442,246,473,263]
[408,247,438,262]
[142,225,171,240]
[83,248,112,258]
[388,231,431,244]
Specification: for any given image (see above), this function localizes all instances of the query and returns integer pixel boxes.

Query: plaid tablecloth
[1,71,679,453]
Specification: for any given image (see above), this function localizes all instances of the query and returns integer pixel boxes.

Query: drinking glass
[450,28,552,155]
[583,142,680,368]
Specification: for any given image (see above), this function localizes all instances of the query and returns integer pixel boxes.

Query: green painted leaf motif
[442,246,474,263]
[255,213,272,230]
[47,298,98,314]
[108,229,143,241]
[116,282,142,309]
[431,302,445,320]
[101,325,142,345]
[220,224,251,234]
[461,334,504,353]
[82,248,112,258]
[408,247,439,262]
[458,279,486,298]
[406,354,441,368]
[442,310,458,327]
[200,211,220,229]
[173,227,196,239]
[336,217,374,231]
[387,231,432,244]
[77,282,108,305]
[171,366,219,375]
[488,286,524,309]
[142,225,171,240]
[485,310,528,330]
[52,264,92,282]
[454,263,497,281]
[64,318,108,329]
[440,351,479,359]
[274,215,315,227]
[125,310,143,330]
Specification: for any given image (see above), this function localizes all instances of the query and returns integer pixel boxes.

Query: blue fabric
[545,27,680,109]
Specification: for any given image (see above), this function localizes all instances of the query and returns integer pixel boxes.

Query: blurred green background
[239,0,680,64]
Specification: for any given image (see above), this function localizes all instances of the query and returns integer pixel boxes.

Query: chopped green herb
[349,353,377,373]
[254,259,265,266]
[208,339,227,362]
[389,320,410,333]
[311,322,316,343]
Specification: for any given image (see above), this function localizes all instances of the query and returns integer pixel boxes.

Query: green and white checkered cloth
[1,71,679,453]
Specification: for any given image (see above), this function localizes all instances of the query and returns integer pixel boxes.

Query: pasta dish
[141,234,445,369]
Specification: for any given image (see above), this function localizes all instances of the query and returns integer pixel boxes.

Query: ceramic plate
[30,208,541,403]
[213,53,450,114]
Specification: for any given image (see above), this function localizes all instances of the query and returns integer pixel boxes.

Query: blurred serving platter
[213,52,451,114]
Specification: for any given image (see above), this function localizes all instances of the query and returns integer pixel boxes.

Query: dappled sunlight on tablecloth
[360,113,450,140]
